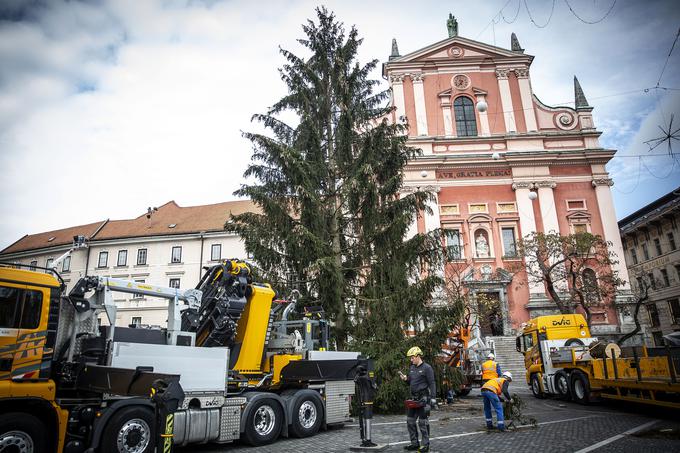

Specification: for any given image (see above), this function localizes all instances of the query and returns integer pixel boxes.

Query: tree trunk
[544,272,570,314]
[617,288,648,346]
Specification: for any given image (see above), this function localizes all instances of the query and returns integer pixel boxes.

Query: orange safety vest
[481,360,499,380]
[481,377,507,395]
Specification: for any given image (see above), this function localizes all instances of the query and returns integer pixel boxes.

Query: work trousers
[406,406,430,447]
[482,390,505,431]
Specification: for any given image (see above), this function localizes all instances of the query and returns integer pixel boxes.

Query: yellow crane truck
[1,258,369,452]
[516,314,680,408]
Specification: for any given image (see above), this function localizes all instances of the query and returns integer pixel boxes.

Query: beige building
[619,187,680,346]
[0,200,256,327]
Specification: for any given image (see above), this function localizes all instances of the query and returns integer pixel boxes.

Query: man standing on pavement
[481,352,502,381]
[399,346,436,452]
[481,371,513,431]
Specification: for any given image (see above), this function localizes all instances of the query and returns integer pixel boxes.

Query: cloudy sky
[1,0,679,249]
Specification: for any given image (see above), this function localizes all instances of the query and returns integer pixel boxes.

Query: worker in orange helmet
[481,371,512,431]
[399,346,436,452]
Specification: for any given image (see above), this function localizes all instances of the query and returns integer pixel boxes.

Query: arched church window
[453,96,478,137]
[582,268,598,303]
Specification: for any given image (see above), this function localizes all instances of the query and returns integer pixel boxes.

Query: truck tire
[570,370,591,404]
[0,412,46,453]
[243,398,283,446]
[530,374,546,399]
[101,406,155,453]
[554,370,571,400]
[290,393,323,438]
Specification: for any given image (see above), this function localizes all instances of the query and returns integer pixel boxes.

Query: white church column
[514,68,538,132]
[390,74,406,124]
[593,178,631,290]
[513,181,543,295]
[536,180,559,234]
[412,73,429,136]
[475,93,490,136]
[496,69,517,133]
[423,185,441,232]
[441,97,453,136]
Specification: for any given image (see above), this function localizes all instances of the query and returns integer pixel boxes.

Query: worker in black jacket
[399,346,436,452]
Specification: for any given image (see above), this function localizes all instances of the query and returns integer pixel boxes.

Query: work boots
[403,444,419,451]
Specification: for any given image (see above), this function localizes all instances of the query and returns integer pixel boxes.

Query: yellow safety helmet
[406,346,423,357]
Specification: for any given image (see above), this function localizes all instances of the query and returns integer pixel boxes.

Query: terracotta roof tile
[1,220,107,255]
[95,200,259,240]
[1,200,258,255]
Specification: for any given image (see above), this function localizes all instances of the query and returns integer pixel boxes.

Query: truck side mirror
[515,336,522,353]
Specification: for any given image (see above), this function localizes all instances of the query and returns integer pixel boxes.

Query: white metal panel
[111,342,228,392]
[307,351,359,361]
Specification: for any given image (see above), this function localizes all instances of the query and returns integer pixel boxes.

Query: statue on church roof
[447,13,458,38]
[389,38,400,60]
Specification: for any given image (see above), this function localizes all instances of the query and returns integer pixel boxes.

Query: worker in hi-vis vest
[481,352,502,381]
[481,372,513,431]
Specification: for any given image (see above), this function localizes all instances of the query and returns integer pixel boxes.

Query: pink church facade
[385,24,633,336]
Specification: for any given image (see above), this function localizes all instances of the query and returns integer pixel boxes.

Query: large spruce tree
[227,8,462,410]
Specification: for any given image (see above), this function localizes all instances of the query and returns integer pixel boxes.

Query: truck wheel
[0,412,46,453]
[570,370,591,404]
[243,398,283,446]
[554,370,571,400]
[101,406,155,453]
[530,374,546,399]
[290,394,323,438]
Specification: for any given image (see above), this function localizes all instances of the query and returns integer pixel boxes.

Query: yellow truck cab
[517,314,680,408]
[0,267,69,451]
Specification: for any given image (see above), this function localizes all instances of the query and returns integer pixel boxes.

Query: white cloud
[1,0,679,248]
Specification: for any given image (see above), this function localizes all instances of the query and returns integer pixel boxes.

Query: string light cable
[524,0,556,28]
[564,0,617,25]
[501,0,522,24]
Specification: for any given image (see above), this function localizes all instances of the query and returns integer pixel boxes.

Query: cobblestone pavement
[180,388,680,453]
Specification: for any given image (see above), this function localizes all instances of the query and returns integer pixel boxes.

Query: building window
[661,269,670,287]
[132,280,145,299]
[633,235,639,246]
[573,223,588,234]
[668,299,680,325]
[445,229,462,260]
[171,246,182,263]
[62,256,71,272]
[654,238,662,256]
[647,303,661,327]
[648,272,656,289]
[501,227,517,257]
[211,244,222,261]
[668,232,677,251]
[169,278,181,289]
[582,268,598,303]
[566,199,586,210]
[630,248,638,265]
[636,277,644,291]
[652,331,664,347]
[117,250,128,267]
[440,204,460,215]
[131,316,142,327]
[642,243,650,261]
[453,96,478,137]
[671,216,678,230]
[137,248,147,265]
[676,264,680,282]
[29,260,37,269]
[98,252,108,268]
[644,229,650,241]
[45,258,54,269]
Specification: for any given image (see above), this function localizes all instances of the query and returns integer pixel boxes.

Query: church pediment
[389,36,532,64]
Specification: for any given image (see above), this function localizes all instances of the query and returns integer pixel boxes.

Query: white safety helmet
[502,371,513,381]
[487,353,495,360]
